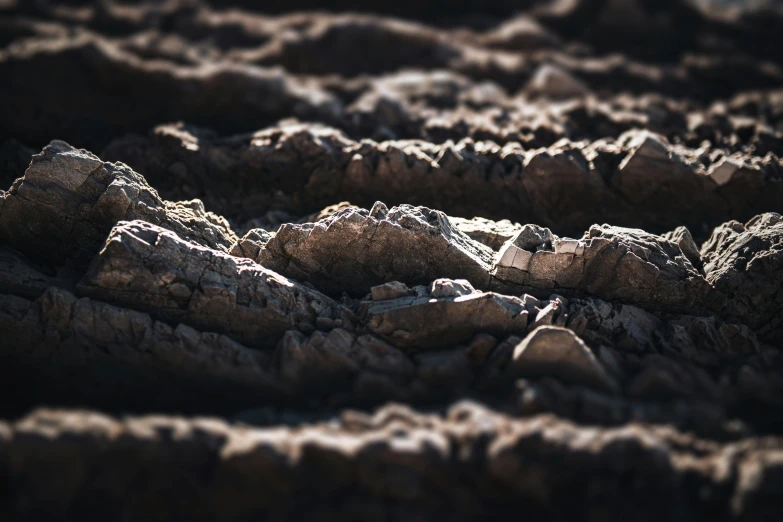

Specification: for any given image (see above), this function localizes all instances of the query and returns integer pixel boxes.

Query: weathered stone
[702,213,783,342]
[525,63,590,99]
[229,228,275,259]
[0,141,237,266]
[510,326,618,392]
[370,281,412,301]
[449,217,523,250]
[363,281,529,350]
[253,204,495,296]
[493,222,710,312]
[77,220,354,348]
[0,287,282,414]
[276,328,414,395]
[662,226,702,269]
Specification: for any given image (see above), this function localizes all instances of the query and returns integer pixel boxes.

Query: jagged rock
[77,220,354,348]
[493,222,710,312]
[662,226,702,269]
[509,326,618,392]
[253,204,495,296]
[229,228,275,260]
[103,122,783,238]
[362,281,530,350]
[4,402,783,521]
[0,286,283,415]
[449,216,523,250]
[702,213,783,342]
[0,141,236,266]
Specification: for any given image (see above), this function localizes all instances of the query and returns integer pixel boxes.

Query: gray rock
[276,328,414,393]
[702,213,783,342]
[449,216,522,250]
[0,141,237,266]
[429,278,476,298]
[252,204,495,296]
[662,226,702,269]
[493,222,709,312]
[77,220,354,348]
[363,281,530,350]
[229,228,275,260]
[510,326,618,392]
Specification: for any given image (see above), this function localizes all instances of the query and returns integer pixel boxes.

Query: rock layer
[2,1,783,518]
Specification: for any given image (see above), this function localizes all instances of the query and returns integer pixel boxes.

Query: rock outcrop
[0,140,236,266]
[78,220,353,347]
[2,1,783,517]
[254,203,495,296]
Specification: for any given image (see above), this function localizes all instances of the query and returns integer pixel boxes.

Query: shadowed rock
[0,141,236,266]
[702,213,783,342]
[77,220,354,348]
[509,326,618,392]
[3,402,783,521]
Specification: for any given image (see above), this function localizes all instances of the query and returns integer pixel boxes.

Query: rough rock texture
[0,140,236,266]
[493,223,710,312]
[254,203,495,296]
[101,122,783,237]
[2,1,783,518]
[702,213,783,342]
[77,220,354,348]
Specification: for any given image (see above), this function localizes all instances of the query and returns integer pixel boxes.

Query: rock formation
[1,1,783,519]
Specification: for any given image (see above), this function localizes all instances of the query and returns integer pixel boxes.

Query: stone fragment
[370,281,412,301]
[429,278,476,298]
[509,326,618,392]
[662,226,702,269]
[0,141,237,266]
[707,157,742,186]
[363,281,529,350]
[77,220,353,348]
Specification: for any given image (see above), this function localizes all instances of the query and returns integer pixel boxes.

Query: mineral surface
[1,0,783,519]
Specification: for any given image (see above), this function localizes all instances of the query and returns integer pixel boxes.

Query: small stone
[429,278,475,298]
[371,281,411,301]
[510,326,618,392]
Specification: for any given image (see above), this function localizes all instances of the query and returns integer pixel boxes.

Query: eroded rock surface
[702,213,783,342]
[2,1,783,517]
[254,203,495,296]
[0,140,236,265]
[493,223,710,312]
[77,220,353,347]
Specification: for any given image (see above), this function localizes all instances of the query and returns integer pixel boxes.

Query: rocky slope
[1,1,782,520]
